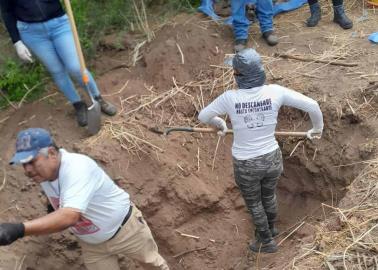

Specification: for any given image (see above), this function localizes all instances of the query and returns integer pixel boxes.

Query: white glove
[14,41,33,63]
[209,116,228,136]
[307,128,322,140]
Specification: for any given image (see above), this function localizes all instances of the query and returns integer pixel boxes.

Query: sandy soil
[0,2,377,270]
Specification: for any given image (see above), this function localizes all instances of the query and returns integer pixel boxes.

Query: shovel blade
[87,100,101,135]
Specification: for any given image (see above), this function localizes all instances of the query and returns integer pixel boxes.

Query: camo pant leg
[261,149,283,224]
[233,148,283,233]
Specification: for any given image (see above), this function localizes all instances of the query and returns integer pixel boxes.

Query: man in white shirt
[0,128,169,270]
[198,48,323,253]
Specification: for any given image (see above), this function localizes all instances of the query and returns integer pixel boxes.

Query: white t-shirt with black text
[198,84,324,160]
[41,149,130,244]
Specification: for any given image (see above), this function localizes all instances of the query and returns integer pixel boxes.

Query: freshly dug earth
[0,3,377,270]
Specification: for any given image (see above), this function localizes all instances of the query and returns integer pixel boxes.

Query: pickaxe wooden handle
[150,126,307,137]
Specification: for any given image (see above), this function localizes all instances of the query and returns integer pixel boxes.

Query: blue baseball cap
[10,128,53,165]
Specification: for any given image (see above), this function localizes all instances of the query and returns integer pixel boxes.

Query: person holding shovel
[0,0,117,127]
[0,128,169,270]
[198,48,323,253]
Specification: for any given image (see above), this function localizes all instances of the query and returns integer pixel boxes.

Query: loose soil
[0,3,377,270]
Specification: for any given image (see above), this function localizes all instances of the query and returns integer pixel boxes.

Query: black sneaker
[73,101,88,127]
[95,96,117,116]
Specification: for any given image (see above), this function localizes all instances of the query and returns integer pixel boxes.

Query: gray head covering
[225,48,266,89]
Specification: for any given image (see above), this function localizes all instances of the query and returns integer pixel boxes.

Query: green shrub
[0,60,46,108]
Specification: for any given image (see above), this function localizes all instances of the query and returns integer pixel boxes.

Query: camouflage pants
[233,148,283,234]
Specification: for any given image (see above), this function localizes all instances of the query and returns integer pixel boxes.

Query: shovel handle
[64,0,87,81]
[164,127,307,137]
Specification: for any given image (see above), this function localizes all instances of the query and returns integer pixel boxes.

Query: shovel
[64,0,101,135]
[150,126,308,137]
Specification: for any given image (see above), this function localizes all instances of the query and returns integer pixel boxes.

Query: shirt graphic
[48,196,100,235]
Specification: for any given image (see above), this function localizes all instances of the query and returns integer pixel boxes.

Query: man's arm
[24,207,81,236]
[0,208,81,246]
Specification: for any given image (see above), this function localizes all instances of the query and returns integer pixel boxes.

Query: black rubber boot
[94,95,117,116]
[269,223,279,237]
[250,230,278,253]
[262,31,278,46]
[306,2,321,27]
[267,212,279,237]
[333,5,353,29]
[255,227,278,241]
[234,39,247,52]
[73,101,88,127]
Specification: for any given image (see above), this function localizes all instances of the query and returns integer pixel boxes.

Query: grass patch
[0,60,47,109]
[0,0,201,110]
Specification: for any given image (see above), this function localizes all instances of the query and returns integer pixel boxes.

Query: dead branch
[275,53,358,67]
[172,246,207,258]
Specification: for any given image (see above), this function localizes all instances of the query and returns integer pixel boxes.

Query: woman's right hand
[14,41,33,63]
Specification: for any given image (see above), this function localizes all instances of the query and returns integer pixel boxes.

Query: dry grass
[291,160,378,269]
[86,63,235,156]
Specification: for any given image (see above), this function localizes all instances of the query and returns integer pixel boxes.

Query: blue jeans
[232,0,274,40]
[17,14,100,104]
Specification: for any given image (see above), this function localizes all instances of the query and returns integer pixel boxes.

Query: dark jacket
[0,0,65,43]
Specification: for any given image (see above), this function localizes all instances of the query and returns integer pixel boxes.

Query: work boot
[306,2,321,27]
[95,95,117,116]
[73,101,88,127]
[234,39,247,52]
[250,230,278,253]
[333,5,353,29]
[262,31,278,46]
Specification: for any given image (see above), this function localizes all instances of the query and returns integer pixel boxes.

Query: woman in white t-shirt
[198,48,323,253]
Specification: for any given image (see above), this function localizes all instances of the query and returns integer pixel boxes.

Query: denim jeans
[17,14,100,104]
[231,0,274,40]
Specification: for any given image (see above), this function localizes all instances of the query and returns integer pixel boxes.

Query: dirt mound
[1,5,378,270]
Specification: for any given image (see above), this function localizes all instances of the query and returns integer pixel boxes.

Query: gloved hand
[307,128,322,140]
[14,41,33,63]
[0,223,25,245]
[209,116,228,136]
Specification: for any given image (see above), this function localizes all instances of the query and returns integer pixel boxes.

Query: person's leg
[261,148,283,237]
[255,0,278,46]
[332,0,353,29]
[231,0,250,51]
[306,0,321,27]
[49,15,117,115]
[109,206,169,270]
[79,239,121,270]
[84,256,120,270]
[16,20,87,126]
[233,154,278,253]
[17,21,81,103]
[233,158,271,235]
